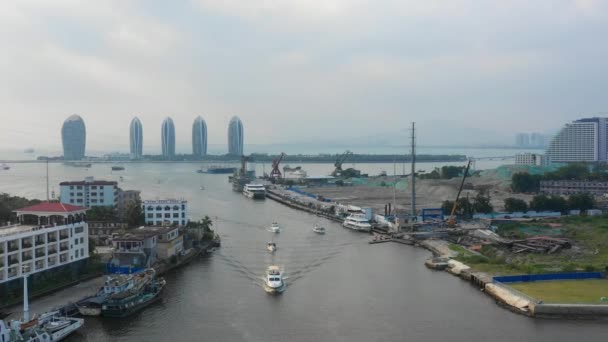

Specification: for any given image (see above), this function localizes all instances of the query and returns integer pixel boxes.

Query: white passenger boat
[268,222,280,233]
[243,183,266,199]
[263,265,286,294]
[342,214,372,232]
[313,224,326,234]
[267,241,277,253]
[0,312,84,341]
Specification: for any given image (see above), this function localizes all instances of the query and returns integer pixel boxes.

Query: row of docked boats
[0,312,84,342]
[76,268,166,318]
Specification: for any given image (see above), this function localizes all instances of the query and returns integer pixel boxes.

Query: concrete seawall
[531,303,608,319]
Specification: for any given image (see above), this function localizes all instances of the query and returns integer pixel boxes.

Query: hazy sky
[1,0,607,153]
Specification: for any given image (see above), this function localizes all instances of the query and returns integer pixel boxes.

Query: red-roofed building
[0,202,89,283]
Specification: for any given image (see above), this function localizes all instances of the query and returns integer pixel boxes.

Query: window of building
[174,220,179,225]
[165,213,171,218]
[70,200,74,203]
[147,213,153,218]
[91,186,97,189]
[81,248,84,256]
[156,213,162,218]
[74,238,79,245]
[100,199,104,203]
[182,213,185,218]
[173,205,179,210]
[75,249,79,257]
[70,185,74,190]
[70,192,74,196]
[80,237,84,244]
[91,192,97,196]
[77,199,83,203]
[164,206,171,210]
[77,186,82,189]
[173,213,179,218]
[91,199,97,203]
[156,206,162,210]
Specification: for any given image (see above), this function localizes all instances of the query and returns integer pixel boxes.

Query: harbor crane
[270,153,286,179]
[331,150,353,177]
[447,159,472,227]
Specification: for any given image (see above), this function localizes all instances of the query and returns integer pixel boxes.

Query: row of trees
[504,193,595,213]
[511,163,608,193]
[441,192,494,219]
[420,165,471,180]
[0,193,41,225]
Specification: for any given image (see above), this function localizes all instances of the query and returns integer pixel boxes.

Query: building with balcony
[142,199,188,227]
[0,202,89,284]
[546,117,608,163]
[108,226,183,271]
[59,177,118,208]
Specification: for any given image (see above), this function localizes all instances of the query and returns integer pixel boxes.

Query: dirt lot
[305,172,534,213]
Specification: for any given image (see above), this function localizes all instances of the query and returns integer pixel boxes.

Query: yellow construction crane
[447,160,472,227]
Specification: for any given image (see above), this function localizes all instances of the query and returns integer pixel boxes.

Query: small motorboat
[313,224,326,234]
[267,242,277,253]
[264,265,285,294]
[268,222,280,233]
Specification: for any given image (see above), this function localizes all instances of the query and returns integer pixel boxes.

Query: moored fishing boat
[101,271,166,318]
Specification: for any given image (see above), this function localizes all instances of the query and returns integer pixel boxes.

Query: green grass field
[509,279,608,304]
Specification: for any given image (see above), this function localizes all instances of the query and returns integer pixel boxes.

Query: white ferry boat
[264,265,286,294]
[0,312,84,341]
[243,183,266,199]
[313,224,326,234]
[342,214,372,232]
[268,222,281,233]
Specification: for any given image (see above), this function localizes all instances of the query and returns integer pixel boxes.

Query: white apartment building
[60,177,118,208]
[142,199,188,227]
[0,203,89,284]
[546,118,607,163]
[515,153,545,166]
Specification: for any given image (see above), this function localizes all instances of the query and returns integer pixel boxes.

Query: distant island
[35,153,467,163]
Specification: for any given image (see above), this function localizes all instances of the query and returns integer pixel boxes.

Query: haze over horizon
[2,1,607,153]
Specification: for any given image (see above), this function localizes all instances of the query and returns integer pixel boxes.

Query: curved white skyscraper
[228,116,244,156]
[61,114,86,160]
[546,117,607,163]
[130,117,143,159]
[192,116,208,158]
[161,117,176,158]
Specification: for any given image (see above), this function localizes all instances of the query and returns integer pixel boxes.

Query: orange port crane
[270,153,286,179]
[447,159,472,227]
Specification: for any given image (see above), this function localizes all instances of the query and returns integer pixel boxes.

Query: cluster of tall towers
[61,115,244,160]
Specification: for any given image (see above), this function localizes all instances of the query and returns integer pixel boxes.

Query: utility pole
[410,122,416,231]
[46,159,50,202]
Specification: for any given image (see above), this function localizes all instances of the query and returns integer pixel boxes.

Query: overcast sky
[1,0,607,154]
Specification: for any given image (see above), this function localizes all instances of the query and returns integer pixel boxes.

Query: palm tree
[201,216,213,232]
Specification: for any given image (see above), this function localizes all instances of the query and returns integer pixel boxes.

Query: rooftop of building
[14,202,88,214]
[142,199,187,204]
[112,226,178,241]
[60,180,117,186]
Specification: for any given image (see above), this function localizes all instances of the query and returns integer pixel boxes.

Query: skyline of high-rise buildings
[59,115,244,158]
[61,114,86,160]
[228,116,244,156]
[192,116,208,158]
[161,117,176,158]
[130,117,143,159]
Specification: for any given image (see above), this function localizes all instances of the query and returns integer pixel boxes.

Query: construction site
[258,125,608,318]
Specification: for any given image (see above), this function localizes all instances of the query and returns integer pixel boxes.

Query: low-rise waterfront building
[60,177,118,207]
[108,226,183,271]
[0,202,89,283]
[88,221,128,245]
[540,180,608,196]
[515,153,545,166]
[142,199,188,227]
